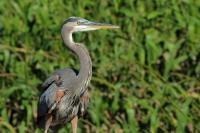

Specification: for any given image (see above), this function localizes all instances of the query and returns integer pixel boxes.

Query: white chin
[74,26,97,32]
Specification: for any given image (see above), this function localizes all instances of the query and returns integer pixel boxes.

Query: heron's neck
[75,44,92,85]
[62,29,92,94]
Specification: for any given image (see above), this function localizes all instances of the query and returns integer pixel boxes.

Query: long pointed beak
[86,21,120,30]
[75,20,119,32]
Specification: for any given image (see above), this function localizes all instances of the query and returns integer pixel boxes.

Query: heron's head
[62,17,119,32]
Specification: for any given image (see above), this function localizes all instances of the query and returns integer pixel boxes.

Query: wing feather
[37,68,77,117]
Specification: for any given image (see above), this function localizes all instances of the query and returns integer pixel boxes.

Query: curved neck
[61,26,92,94]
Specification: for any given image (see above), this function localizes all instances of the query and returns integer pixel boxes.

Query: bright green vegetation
[0,0,200,133]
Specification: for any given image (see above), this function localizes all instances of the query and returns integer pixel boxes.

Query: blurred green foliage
[0,0,200,133]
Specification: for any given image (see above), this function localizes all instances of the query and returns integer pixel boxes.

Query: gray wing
[38,68,77,117]
[41,68,77,90]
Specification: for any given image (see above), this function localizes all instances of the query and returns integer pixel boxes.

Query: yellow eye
[77,21,81,25]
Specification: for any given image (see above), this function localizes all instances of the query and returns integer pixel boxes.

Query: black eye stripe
[62,17,89,27]
[62,17,79,25]
[63,18,76,23]
[77,21,85,25]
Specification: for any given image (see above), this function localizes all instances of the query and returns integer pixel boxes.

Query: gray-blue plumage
[37,17,118,133]
[37,68,82,129]
[38,69,76,113]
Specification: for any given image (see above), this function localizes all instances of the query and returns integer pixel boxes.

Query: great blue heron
[37,17,119,133]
